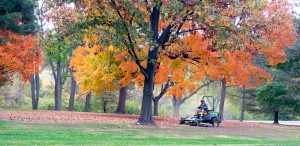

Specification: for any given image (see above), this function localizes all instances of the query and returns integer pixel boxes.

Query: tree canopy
[0,0,43,84]
[255,18,300,116]
[0,0,36,34]
[66,0,298,125]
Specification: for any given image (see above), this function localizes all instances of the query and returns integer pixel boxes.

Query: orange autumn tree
[200,0,297,120]
[71,35,130,95]
[162,0,296,118]
[156,0,296,118]
[72,0,297,125]
[70,33,143,113]
[0,29,43,84]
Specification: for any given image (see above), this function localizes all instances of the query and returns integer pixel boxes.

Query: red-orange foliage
[0,29,43,83]
[73,0,297,99]
[165,0,297,92]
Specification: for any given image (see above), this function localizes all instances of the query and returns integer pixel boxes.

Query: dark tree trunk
[30,74,36,110]
[55,61,62,111]
[274,111,279,124]
[116,86,127,114]
[137,3,163,125]
[153,99,159,116]
[240,87,246,122]
[30,73,40,110]
[152,82,171,116]
[84,92,92,112]
[68,75,76,111]
[138,77,155,125]
[172,96,182,117]
[220,78,226,121]
[103,100,107,113]
[35,73,40,109]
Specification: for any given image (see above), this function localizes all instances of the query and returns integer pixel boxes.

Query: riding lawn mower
[179,96,221,127]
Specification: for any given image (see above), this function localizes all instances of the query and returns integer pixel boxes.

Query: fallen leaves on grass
[0,110,296,129]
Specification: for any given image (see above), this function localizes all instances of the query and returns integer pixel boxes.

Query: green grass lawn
[0,120,299,145]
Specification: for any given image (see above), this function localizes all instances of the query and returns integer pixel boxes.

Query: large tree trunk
[274,111,279,124]
[55,61,62,111]
[174,104,180,117]
[136,3,162,125]
[219,78,226,121]
[172,96,182,117]
[35,73,40,109]
[84,92,92,112]
[240,87,246,122]
[30,74,36,110]
[68,75,76,111]
[138,76,155,125]
[153,98,159,116]
[116,86,127,114]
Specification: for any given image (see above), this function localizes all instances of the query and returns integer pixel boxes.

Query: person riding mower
[194,99,209,119]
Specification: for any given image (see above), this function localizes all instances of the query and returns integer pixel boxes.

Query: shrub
[125,100,141,115]
[158,104,173,116]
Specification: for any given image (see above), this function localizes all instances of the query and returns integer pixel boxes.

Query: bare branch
[226,93,241,98]
[178,27,206,35]
[144,0,151,12]
[154,80,172,101]
[49,59,57,81]
[181,80,213,103]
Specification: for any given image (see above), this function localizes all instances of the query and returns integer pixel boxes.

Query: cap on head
[201,99,205,103]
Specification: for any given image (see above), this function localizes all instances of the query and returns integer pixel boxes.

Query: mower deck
[180,117,214,127]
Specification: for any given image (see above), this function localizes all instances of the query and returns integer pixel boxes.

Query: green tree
[43,1,83,110]
[255,19,300,123]
[0,0,36,34]
[256,85,288,124]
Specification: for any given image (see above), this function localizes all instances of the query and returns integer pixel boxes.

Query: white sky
[38,0,300,30]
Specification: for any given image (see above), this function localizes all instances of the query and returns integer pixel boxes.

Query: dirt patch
[0,110,298,130]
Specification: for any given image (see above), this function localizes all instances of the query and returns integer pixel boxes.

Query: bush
[158,104,173,116]
[20,97,31,110]
[73,101,85,112]
[38,97,55,110]
[125,100,141,115]
[88,95,118,113]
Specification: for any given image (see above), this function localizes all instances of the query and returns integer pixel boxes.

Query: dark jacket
[198,103,208,111]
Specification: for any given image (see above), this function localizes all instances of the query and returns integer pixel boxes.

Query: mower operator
[195,100,208,117]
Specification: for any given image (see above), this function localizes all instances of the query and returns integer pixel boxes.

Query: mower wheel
[211,118,219,127]
[179,120,185,124]
[189,121,198,126]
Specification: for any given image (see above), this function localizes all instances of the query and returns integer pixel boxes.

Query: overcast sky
[38,0,300,30]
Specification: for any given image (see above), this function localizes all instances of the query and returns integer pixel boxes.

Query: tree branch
[154,80,172,101]
[49,59,57,81]
[157,24,172,44]
[226,92,253,98]
[181,80,213,103]
[111,0,148,79]
[178,27,206,35]
[61,64,69,85]
[144,0,151,12]
[226,93,241,98]
[157,7,189,44]
[130,13,136,25]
